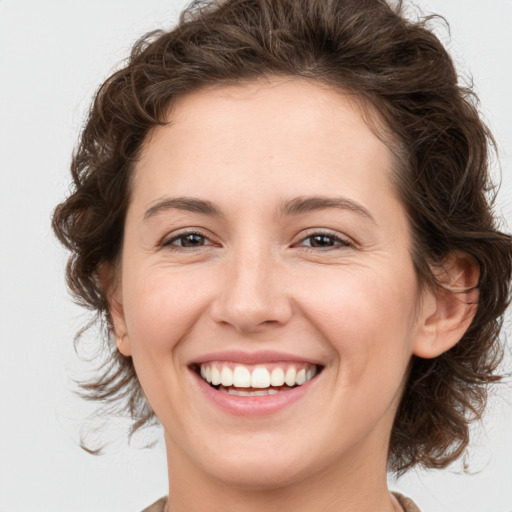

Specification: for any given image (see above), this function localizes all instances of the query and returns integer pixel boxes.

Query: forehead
[127,78,406,232]
[167,78,368,133]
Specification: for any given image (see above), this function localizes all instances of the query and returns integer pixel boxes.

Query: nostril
[208,274,293,332]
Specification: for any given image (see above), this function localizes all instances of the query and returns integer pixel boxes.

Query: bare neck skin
[164,404,401,512]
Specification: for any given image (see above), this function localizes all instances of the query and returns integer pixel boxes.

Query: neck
[164,433,399,512]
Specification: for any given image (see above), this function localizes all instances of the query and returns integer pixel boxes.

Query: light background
[0,1,511,511]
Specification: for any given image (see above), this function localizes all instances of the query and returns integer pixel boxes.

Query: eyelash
[162,230,213,250]
[296,231,353,251]
[161,230,353,251]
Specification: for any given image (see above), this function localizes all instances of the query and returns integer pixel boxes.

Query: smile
[196,362,319,396]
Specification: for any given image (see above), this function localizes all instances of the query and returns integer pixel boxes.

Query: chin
[182,435,310,490]
[206,457,308,491]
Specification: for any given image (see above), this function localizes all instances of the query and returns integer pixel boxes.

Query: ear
[413,251,479,359]
[98,263,132,357]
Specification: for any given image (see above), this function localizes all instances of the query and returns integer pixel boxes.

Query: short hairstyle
[52,0,512,473]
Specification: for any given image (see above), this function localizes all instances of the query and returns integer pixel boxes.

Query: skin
[108,78,477,512]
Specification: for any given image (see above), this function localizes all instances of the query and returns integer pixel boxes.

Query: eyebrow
[144,197,223,220]
[143,195,375,223]
[280,196,375,222]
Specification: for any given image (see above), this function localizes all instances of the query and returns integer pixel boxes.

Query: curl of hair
[52,0,512,472]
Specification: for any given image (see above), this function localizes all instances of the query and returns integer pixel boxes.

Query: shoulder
[140,494,419,512]
[141,496,167,512]
[393,492,421,512]
[142,492,421,512]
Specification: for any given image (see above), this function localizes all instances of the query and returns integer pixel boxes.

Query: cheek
[122,266,210,353]
[119,266,214,419]
[298,264,419,379]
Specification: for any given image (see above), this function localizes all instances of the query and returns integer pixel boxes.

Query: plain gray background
[0,1,511,511]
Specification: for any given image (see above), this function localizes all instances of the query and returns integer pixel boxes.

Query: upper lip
[190,350,324,366]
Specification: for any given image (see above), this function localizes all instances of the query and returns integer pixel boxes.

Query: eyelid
[160,228,217,249]
[293,229,355,249]
[159,228,355,251]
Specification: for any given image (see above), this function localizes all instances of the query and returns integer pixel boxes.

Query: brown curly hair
[52,0,512,473]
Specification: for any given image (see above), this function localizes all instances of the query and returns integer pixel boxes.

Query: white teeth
[306,366,317,381]
[211,365,221,386]
[227,388,250,396]
[199,362,319,390]
[251,367,271,388]
[220,367,233,386]
[296,368,306,385]
[285,367,296,387]
[224,387,286,396]
[233,365,251,388]
[251,389,270,396]
[270,367,285,386]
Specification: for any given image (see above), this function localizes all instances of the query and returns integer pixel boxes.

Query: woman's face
[111,78,435,489]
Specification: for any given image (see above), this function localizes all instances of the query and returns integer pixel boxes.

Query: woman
[52,0,512,510]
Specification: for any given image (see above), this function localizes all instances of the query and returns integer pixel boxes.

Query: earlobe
[98,263,132,357]
[413,251,479,359]
[115,332,132,357]
[110,296,132,357]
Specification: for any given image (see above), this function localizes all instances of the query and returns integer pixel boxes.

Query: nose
[209,244,293,333]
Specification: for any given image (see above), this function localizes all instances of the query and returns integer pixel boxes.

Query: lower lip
[191,369,318,417]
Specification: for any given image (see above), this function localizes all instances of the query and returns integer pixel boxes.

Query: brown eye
[164,232,210,249]
[308,235,336,247]
[300,233,351,249]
